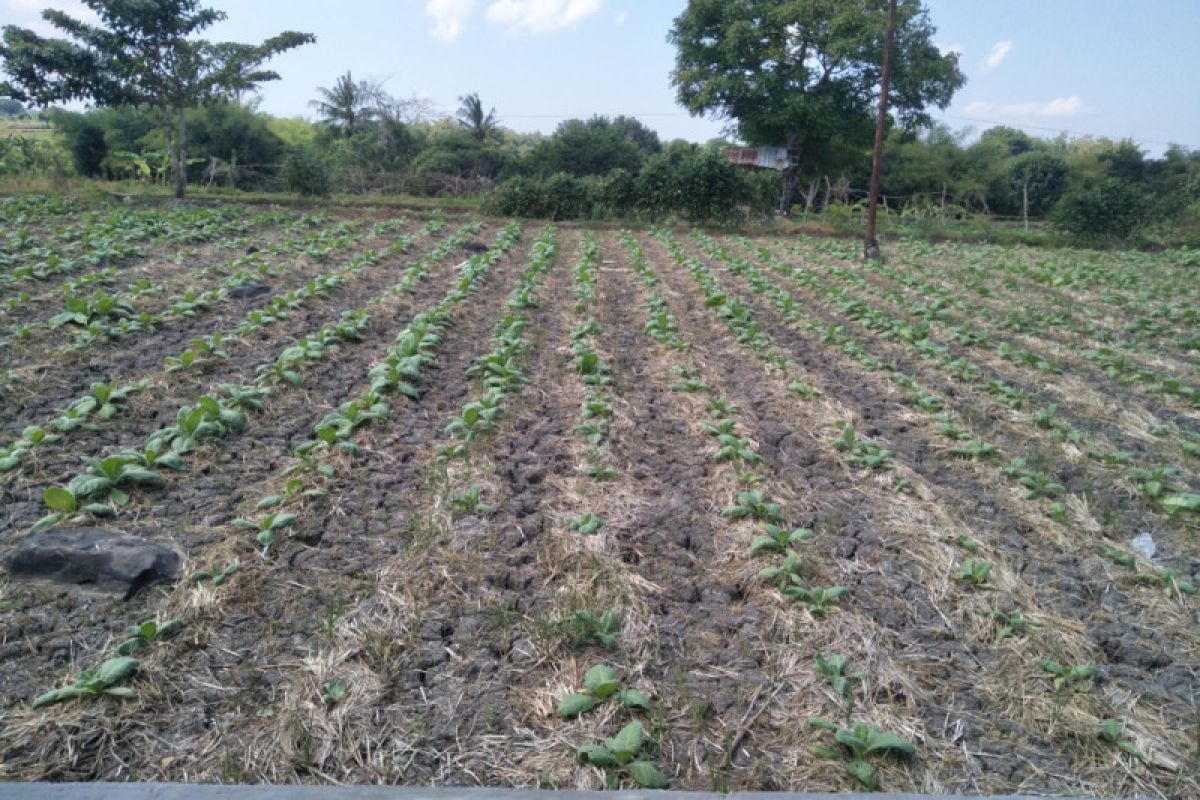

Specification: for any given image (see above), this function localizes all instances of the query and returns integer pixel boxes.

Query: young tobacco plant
[815,653,864,717]
[116,618,185,656]
[807,717,916,791]
[955,558,996,590]
[1039,659,1098,697]
[556,664,651,718]
[991,610,1041,642]
[31,656,139,709]
[577,721,668,789]
[191,562,240,586]
[750,525,814,555]
[571,513,604,535]
[451,485,494,516]
[232,512,298,547]
[1097,718,1146,760]
[723,490,784,524]
[566,609,621,649]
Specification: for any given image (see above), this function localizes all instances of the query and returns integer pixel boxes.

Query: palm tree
[455,92,499,142]
[311,71,380,137]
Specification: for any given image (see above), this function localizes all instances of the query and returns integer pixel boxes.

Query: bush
[1051,178,1148,241]
[676,149,744,222]
[636,153,684,218]
[542,172,595,220]
[599,168,637,217]
[282,147,330,196]
[486,176,547,218]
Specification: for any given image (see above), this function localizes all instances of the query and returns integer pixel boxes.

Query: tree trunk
[1022,179,1029,231]
[174,100,187,199]
[778,167,800,215]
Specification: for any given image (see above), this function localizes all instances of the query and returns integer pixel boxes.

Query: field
[0,196,1197,797]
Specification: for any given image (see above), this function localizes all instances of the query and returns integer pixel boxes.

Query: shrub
[486,176,547,218]
[542,172,595,220]
[1052,178,1148,241]
[599,167,637,217]
[282,146,330,196]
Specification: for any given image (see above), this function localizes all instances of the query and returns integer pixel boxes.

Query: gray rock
[1,527,182,598]
[228,284,271,300]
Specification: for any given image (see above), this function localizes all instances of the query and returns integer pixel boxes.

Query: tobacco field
[0,196,1197,797]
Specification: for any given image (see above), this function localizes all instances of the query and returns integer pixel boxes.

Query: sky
[2,0,1197,154]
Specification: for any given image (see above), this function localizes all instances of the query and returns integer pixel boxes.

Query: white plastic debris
[1130,532,1156,560]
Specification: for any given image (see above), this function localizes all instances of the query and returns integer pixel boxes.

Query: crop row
[22,221,483,530]
[710,235,1200,520]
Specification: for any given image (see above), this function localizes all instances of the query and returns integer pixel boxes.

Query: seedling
[948,437,997,460]
[814,653,864,717]
[786,584,849,617]
[750,525,814,555]
[31,656,138,709]
[807,717,916,791]
[256,478,327,509]
[190,563,240,586]
[991,611,1041,642]
[451,485,494,516]
[1132,568,1196,599]
[320,680,348,707]
[232,512,298,547]
[1159,493,1200,514]
[35,485,114,528]
[576,721,668,789]
[566,609,621,648]
[117,618,185,655]
[71,455,165,506]
[571,514,604,535]
[1019,470,1065,500]
[943,533,979,553]
[723,490,784,524]
[1039,659,1098,696]
[556,664,651,718]
[1098,545,1135,569]
[1097,718,1145,760]
[586,465,619,481]
[955,559,996,590]
[756,551,809,592]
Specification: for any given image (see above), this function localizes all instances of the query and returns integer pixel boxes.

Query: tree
[530,117,644,178]
[456,92,499,142]
[1008,151,1067,226]
[311,71,383,138]
[669,0,965,212]
[0,1,313,197]
[0,97,24,117]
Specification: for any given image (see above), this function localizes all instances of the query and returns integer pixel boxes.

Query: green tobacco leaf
[617,689,651,710]
[556,693,600,718]
[864,730,916,757]
[627,760,669,789]
[1160,493,1200,513]
[95,657,138,686]
[31,686,85,709]
[577,745,618,767]
[583,664,620,698]
[845,759,880,790]
[605,720,645,759]
[43,486,75,512]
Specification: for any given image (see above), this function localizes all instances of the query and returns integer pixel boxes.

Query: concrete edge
[0,785,1115,800]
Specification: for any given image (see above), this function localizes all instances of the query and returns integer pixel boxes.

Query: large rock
[2,528,182,598]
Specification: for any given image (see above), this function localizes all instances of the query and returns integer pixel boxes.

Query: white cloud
[981,40,1014,72]
[426,0,477,42]
[936,42,964,58]
[965,95,1091,119]
[485,0,602,33]
[615,9,628,25]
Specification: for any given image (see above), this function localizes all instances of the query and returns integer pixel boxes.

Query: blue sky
[2,0,1197,154]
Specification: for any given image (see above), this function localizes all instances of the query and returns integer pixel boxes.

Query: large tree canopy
[669,0,965,211]
[0,0,313,197]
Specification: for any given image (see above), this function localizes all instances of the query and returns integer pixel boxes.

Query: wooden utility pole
[864,0,898,260]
